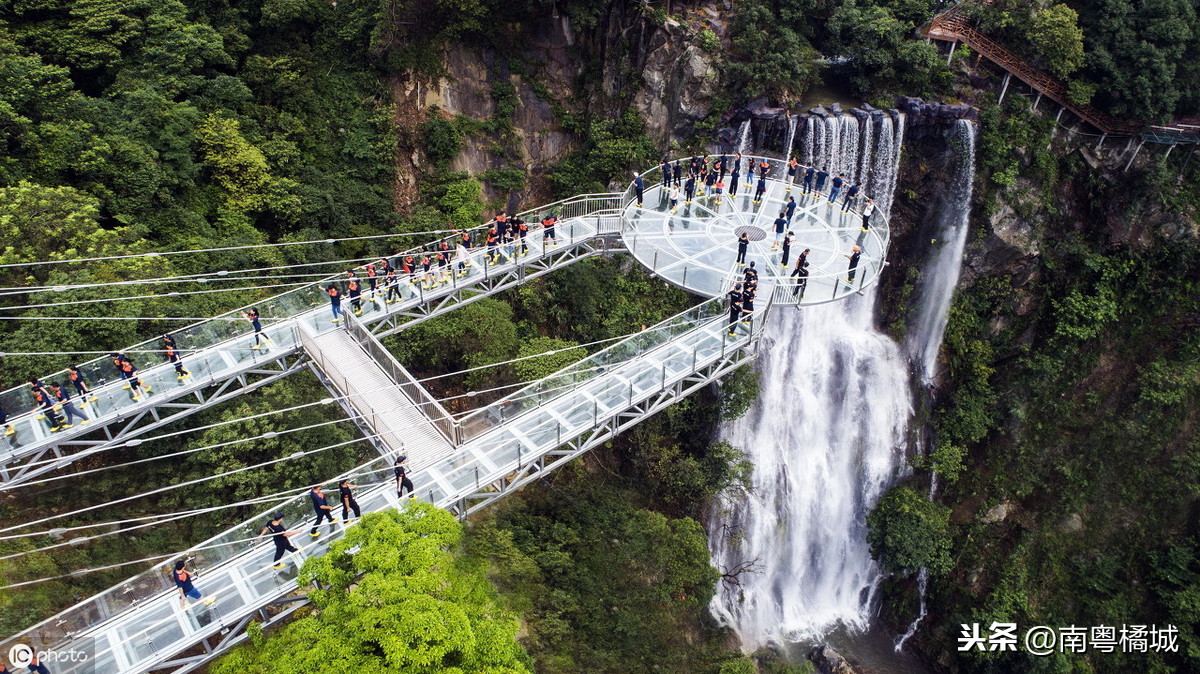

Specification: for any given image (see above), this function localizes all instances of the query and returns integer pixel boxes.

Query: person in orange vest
[365,261,379,301]
[384,264,402,303]
[119,358,149,401]
[541,216,558,247]
[29,378,66,431]
[0,403,15,436]
[67,365,98,404]
[111,351,132,388]
[419,252,434,289]
[401,255,417,285]
[458,229,473,267]
[485,227,499,263]
[164,344,191,379]
[49,382,89,426]
[516,218,529,256]
[327,283,343,323]
[346,273,363,316]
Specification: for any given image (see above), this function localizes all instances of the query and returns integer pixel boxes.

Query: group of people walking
[656,154,878,226]
[324,216,561,324]
[6,337,189,436]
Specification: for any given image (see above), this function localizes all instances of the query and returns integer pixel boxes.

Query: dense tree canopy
[213,505,532,674]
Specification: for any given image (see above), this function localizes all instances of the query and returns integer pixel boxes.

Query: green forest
[1,0,1199,673]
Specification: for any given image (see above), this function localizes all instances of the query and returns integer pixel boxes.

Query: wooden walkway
[925,6,1141,136]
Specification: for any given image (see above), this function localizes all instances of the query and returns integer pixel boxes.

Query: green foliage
[1066,79,1097,106]
[696,28,720,54]
[514,337,586,382]
[423,112,464,163]
[213,505,531,674]
[1029,4,1085,78]
[867,485,953,576]
[467,478,722,673]
[548,110,657,198]
[825,1,951,98]
[385,297,518,390]
[725,0,820,100]
[718,365,759,421]
[479,167,528,193]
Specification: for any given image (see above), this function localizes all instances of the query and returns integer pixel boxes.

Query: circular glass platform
[619,156,890,306]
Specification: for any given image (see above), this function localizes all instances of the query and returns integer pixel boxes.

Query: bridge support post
[1032,92,1042,111]
[1096,133,1107,151]
[998,73,1011,105]
[946,41,957,66]
[1124,139,1145,172]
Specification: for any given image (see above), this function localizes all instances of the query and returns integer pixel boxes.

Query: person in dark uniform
[743,260,759,286]
[660,160,672,187]
[746,159,755,188]
[787,158,799,187]
[395,454,415,499]
[781,231,794,269]
[727,284,744,335]
[704,169,717,199]
[672,161,682,188]
[111,351,131,387]
[542,216,558,246]
[730,163,741,196]
[802,165,815,194]
[633,174,645,206]
[829,173,845,203]
[792,261,810,299]
[754,174,767,203]
[846,245,862,284]
[772,212,787,250]
[517,219,529,256]
[815,167,830,198]
[843,182,862,212]
[30,379,65,431]
[327,284,343,323]
[785,195,797,223]
[338,479,361,523]
[861,198,876,230]
[258,513,299,569]
[309,486,334,537]
[67,365,97,403]
[347,275,363,315]
[741,284,756,325]
[163,344,190,379]
[172,560,214,608]
[384,264,402,304]
[486,228,499,263]
[736,232,750,266]
[684,175,696,203]
[118,358,149,401]
[49,383,88,426]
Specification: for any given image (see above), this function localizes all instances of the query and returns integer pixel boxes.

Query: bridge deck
[1,295,762,674]
[1,201,621,486]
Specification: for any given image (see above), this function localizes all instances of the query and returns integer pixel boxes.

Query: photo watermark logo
[7,638,95,673]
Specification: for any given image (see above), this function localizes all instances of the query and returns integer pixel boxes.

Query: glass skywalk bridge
[0,156,891,672]
[0,195,625,487]
[0,295,766,674]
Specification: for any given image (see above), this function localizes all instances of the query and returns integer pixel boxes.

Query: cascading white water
[880,113,907,217]
[893,119,977,653]
[737,120,753,158]
[783,115,798,160]
[905,119,976,385]
[840,115,860,185]
[709,292,911,648]
[803,117,815,166]
[709,116,979,654]
[825,116,841,176]
[858,115,875,191]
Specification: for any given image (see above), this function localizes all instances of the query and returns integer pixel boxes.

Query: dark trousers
[729,308,741,328]
[736,247,747,264]
[273,539,298,562]
[311,508,334,534]
[848,265,858,283]
[782,248,791,268]
[397,475,414,497]
[730,178,739,196]
[386,285,401,301]
[862,213,871,230]
[342,497,361,521]
[636,187,644,204]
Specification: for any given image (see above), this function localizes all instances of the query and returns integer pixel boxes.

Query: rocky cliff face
[389,2,728,209]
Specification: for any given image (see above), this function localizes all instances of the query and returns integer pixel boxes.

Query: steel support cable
[0,225,478,271]
[0,254,389,296]
[0,280,316,312]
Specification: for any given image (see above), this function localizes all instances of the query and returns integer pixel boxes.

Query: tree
[212,505,531,674]
[1030,4,1085,78]
[866,485,952,575]
[725,0,820,100]
[514,337,586,382]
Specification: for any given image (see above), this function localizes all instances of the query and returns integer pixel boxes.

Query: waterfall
[783,115,798,160]
[839,115,860,184]
[737,120,753,157]
[825,116,841,176]
[708,117,980,653]
[708,293,911,648]
[858,116,875,192]
[893,120,977,652]
[905,119,976,385]
[803,117,815,166]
